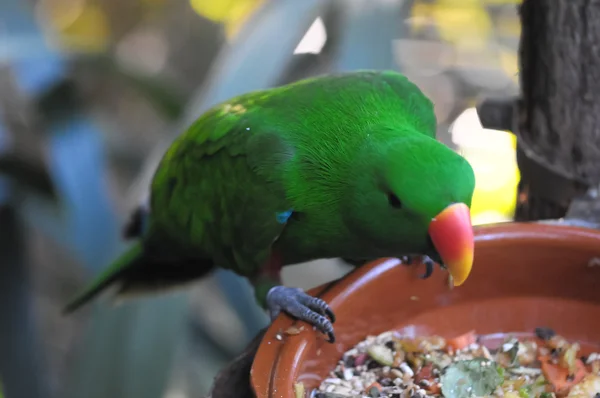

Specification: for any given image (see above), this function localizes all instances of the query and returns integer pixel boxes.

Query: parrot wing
[149,97,296,276]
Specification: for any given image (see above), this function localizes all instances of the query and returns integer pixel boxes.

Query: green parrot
[64,70,476,343]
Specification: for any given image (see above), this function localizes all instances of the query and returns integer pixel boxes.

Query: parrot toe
[303,296,336,323]
[419,256,436,279]
[400,255,437,279]
[266,286,336,343]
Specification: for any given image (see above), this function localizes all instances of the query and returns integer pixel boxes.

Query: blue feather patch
[275,210,293,224]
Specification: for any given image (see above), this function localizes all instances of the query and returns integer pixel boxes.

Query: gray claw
[400,255,437,279]
[266,286,336,343]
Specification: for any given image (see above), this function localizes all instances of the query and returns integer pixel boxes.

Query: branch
[205,328,267,398]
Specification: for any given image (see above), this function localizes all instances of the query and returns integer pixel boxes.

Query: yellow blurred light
[409,3,435,33]
[498,50,519,85]
[451,108,520,225]
[483,0,522,4]
[430,0,493,50]
[496,14,521,37]
[36,1,109,53]
[410,0,521,50]
[37,0,86,31]
[190,0,265,38]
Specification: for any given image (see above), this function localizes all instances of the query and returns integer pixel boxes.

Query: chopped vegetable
[428,383,442,395]
[441,358,504,398]
[539,355,588,393]
[561,343,581,375]
[415,363,435,384]
[447,330,477,351]
[519,385,531,398]
[368,345,394,366]
[366,381,382,397]
[316,329,600,398]
[498,337,521,368]
[566,373,600,397]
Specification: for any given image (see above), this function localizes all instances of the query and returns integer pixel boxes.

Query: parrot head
[343,133,476,286]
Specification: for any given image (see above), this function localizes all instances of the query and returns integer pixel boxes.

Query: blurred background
[0,0,523,397]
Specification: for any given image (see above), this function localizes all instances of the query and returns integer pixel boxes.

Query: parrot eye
[387,192,403,209]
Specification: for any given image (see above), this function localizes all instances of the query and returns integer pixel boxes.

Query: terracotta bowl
[250,222,600,398]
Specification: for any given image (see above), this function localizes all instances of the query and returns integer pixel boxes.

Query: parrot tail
[63,241,216,314]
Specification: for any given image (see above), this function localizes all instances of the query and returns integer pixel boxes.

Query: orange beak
[427,203,474,286]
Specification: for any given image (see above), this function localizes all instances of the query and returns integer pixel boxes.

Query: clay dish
[251,222,600,397]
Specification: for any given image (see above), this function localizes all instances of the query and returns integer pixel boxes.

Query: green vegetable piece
[518,386,530,398]
[507,340,520,367]
[533,375,547,386]
[440,358,504,398]
[540,392,554,398]
[368,386,381,397]
[497,366,504,380]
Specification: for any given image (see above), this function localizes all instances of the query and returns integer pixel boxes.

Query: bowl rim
[250,221,600,398]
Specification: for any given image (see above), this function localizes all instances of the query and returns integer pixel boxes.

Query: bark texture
[515,0,600,220]
[518,0,600,184]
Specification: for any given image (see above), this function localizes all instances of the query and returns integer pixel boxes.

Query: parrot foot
[400,255,437,279]
[266,286,336,343]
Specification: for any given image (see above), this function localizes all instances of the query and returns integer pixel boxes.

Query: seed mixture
[314,328,600,398]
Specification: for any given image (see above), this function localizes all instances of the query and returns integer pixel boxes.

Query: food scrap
[314,328,600,398]
[286,326,306,335]
[295,382,305,398]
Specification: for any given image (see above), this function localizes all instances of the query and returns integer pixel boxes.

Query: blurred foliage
[0,154,58,201]
[414,0,495,48]
[410,0,521,84]
[80,54,186,120]
[38,0,111,53]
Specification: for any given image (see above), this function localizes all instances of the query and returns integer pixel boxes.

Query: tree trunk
[514,0,600,221]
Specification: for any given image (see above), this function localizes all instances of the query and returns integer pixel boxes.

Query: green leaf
[441,358,504,398]
[518,385,531,398]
